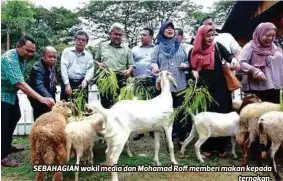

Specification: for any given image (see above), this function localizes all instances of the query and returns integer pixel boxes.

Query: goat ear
[168,75,178,89]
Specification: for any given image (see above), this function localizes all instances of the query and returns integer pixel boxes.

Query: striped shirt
[1,49,25,105]
[61,47,94,85]
[150,45,188,92]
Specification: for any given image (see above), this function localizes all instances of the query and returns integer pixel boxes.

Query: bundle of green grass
[170,79,215,123]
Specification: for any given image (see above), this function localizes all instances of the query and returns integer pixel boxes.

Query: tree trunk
[6,26,10,50]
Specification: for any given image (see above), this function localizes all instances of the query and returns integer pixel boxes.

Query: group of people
[1,15,283,167]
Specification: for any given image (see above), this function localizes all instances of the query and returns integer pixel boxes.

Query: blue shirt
[132,44,154,77]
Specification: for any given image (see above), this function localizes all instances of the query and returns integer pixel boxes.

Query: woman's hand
[178,63,188,70]
[192,70,199,80]
[254,71,266,80]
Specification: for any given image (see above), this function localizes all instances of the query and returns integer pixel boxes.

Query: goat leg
[153,131,161,166]
[241,139,250,166]
[270,143,281,181]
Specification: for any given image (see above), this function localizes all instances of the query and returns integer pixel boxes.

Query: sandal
[1,157,19,167]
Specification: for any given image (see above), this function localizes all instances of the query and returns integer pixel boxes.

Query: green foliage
[95,68,119,101]
[1,1,80,84]
[78,1,186,47]
[117,77,155,101]
[210,0,235,25]
[170,79,215,123]
[72,88,88,119]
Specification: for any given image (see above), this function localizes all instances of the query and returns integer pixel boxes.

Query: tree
[210,0,235,26]
[78,1,187,47]
[1,0,34,49]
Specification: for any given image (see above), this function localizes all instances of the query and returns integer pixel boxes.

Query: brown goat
[30,101,72,181]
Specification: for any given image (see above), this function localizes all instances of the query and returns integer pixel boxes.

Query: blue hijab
[156,22,180,57]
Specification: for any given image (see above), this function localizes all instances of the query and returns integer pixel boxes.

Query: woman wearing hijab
[151,22,191,146]
[239,22,283,103]
[189,24,238,158]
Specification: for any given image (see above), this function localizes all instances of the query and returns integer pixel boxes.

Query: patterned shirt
[95,41,134,72]
[61,47,94,85]
[132,44,154,77]
[150,45,188,92]
[1,49,25,105]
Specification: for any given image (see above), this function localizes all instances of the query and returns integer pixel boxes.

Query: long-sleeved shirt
[150,44,188,92]
[239,42,283,91]
[61,47,94,85]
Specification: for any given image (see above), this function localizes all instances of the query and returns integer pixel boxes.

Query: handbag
[215,44,241,91]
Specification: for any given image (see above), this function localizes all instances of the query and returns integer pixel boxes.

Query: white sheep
[235,102,280,166]
[180,111,240,162]
[65,113,105,181]
[90,70,178,181]
[258,111,283,181]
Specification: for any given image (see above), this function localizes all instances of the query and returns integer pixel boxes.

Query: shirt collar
[71,46,86,55]
[109,41,123,48]
[140,44,154,48]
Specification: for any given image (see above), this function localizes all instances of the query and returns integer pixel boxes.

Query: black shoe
[133,133,144,141]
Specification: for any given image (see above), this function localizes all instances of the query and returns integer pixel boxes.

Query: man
[131,27,155,141]
[1,36,55,167]
[201,16,241,59]
[61,30,94,102]
[95,23,135,108]
[28,46,57,120]
[175,28,193,56]
[175,28,193,81]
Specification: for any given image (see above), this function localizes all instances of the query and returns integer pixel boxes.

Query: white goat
[65,113,105,181]
[180,111,240,162]
[258,111,283,181]
[90,70,178,181]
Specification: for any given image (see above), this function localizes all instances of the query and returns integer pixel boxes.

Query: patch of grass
[2,135,282,181]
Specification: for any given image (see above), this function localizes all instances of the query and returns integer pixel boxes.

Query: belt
[70,78,83,83]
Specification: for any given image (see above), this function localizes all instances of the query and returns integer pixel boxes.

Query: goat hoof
[179,154,185,158]
[233,155,238,159]
[172,162,178,165]
[155,162,161,166]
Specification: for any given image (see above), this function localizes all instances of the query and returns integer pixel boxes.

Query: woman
[151,22,191,145]
[239,22,283,103]
[189,25,237,157]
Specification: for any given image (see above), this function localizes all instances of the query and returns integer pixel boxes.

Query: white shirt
[215,33,241,55]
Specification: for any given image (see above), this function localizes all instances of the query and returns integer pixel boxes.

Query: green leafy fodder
[72,88,87,119]
[118,77,155,101]
[170,79,215,123]
[95,68,119,101]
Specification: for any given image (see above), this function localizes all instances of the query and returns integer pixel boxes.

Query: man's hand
[81,79,88,88]
[192,70,199,80]
[254,71,266,80]
[122,70,131,78]
[39,97,55,108]
[178,63,188,70]
[65,84,72,96]
[97,62,105,69]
